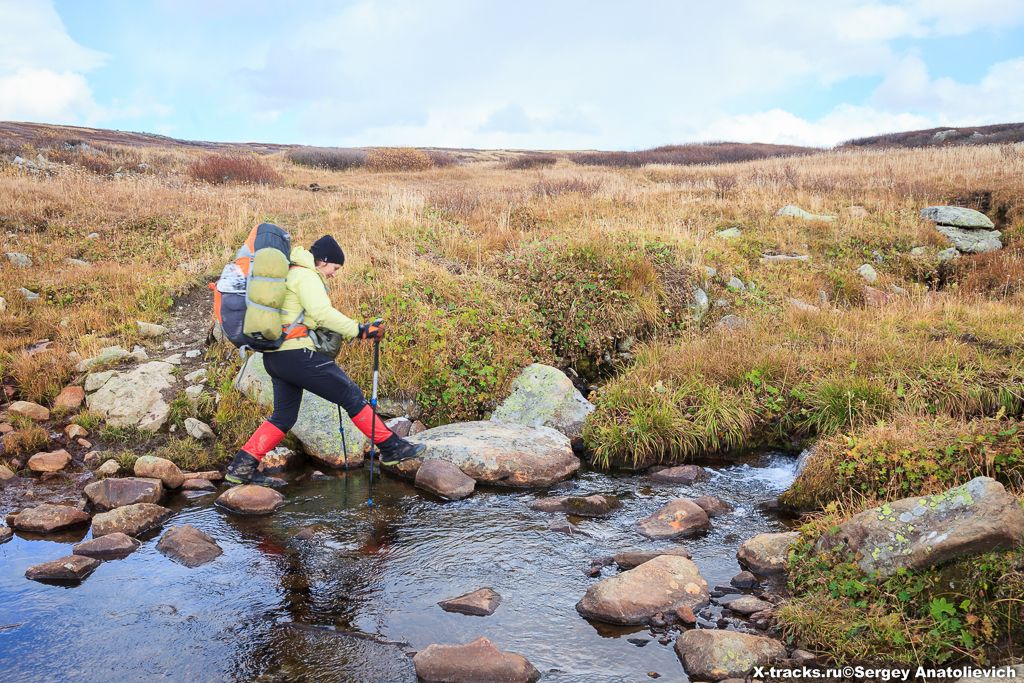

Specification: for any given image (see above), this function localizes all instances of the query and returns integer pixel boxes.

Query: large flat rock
[576,554,709,625]
[86,361,176,431]
[92,503,172,537]
[413,636,540,683]
[235,352,367,468]
[25,555,101,583]
[400,421,579,488]
[73,532,141,560]
[920,205,995,229]
[157,525,223,567]
[84,477,163,510]
[216,484,285,515]
[675,629,786,681]
[11,504,90,534]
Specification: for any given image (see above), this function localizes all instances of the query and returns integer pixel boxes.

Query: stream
[0,451,799,682]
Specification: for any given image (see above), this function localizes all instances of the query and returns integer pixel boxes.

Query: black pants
[263,348,367,432]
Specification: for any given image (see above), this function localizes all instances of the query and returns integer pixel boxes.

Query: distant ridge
[842,122,1024,149]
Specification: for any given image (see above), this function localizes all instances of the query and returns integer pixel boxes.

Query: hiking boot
[225,450,287,488]
[376,434,426,466]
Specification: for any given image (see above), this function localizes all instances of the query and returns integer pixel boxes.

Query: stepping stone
[83,477,163,510]
[651,465,706,484]
[10,504,89,534]
[92,503,172,537]
[216,485,285,515]
[413,636,540,683]
[73,532,140,560]
[134,455,185,489]
[415,459,475,500]
[576,555,709,626]
[725,595,773,615]
[157,525,223,567]
[530,494,619,517]
[438,588,502,616]
[675,629,786,681]
[612,548,692,569]
[25,555,101,583]
[636,498,710,539]
[28,449,71,473]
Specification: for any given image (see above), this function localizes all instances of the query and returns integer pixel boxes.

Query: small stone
[636,498,711,539]
[651,464,705,484]
[184,385,204,400]
[87,232,100,239]
[182,479,216,491]
[0,423,13,435]
[5,252,32,268]
[9,400,49,421]
[910,246,927,256]
[717,315,749,332]
[185,349,202,359]
[28,449,71,473]
[704,266,717,278]
[54,386,86,411]
[262,446,301,472]
[862,285,890,307]
[694,495,733,517]
[0,464,15,481]
[716,227,742,239]
[410,420,427,435]
[65,258,91,268]
[731,571,758,589]
[184,368,207,383]
[438,587,502,616]
[19,288,40,302]
[726,595,773,615]
[129,345,149,362]
[216,485,285,515]
[77,438,92,448]
[184,418,214,441]
[96,459,120,477]
[65,424,88,440]
[775,205,835,222]
[415,459,476,500]
[726,276,746,291]
[737,531,801,576]
[164,354,182,365]
[937,247,961,262]
[675,605,697,624]
[73,532,140,560]
[890,284,909,296]
[692,288,709,316]
[25,555,100,583]
[157,524,223,567]
[136,321,169,338]
[857,263,878,283]
[0,526,12,544]
[385,416,413,437]
[134,455,185,489]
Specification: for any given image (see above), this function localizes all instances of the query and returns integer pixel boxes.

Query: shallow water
[0,452,799,682]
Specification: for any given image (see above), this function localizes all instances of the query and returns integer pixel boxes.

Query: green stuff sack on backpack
[244,244,291,341]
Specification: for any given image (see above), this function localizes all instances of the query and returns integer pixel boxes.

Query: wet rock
[184,417,214,441]
[28,449,71,473]
[548,515,584,535]
[180,470,223,482]
[86,361,176,431]
[576,555,709,626]
[490,363,595,442]
[385,416,413,437]
[73,532,140,560]
[775,205,835,222]
[64,424,88,440]
[83,477,163,510]
[737,531,801,575]
[676,629,786,681]
[54,386,86,411]
[0,526,11,544]
[413,636,540,683]
[181,478,216,491]
[134,455,185,489]
[95,459,120,478]
[216,484,285,515]
[636,498,711,540]
[76,345,131,372]
[650,464,705,484]
[612,548,692,569]
[815,476,1024,577]
[920,206,995,229]
[236,353,367,468]
[92,503,172,537]
[694,495,733,517]
[675,605,697,625]
[9,400,49,421]
[157,524,223,567]
[935,225,1003,254]
[415,459,475,500]
[25,555,100,583]
[731,570,758,589]
[438,587,502,616]
[726,595,773,615]
[530,494,619,517]
[136,321,169,338]
[398,421,579,488]
[311,470,331,480]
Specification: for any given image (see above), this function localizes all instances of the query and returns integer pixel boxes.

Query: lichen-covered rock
[530,494,619,517]
[920,206,995,229]
[737,532,800,576]
[9,400,49,421]
[576,555,709,625]
[86,361,176,431]
[775,205,835,222]
[935,225,1002,254]
[675,629,786,681]
[216,484,285,515]
[815,476,1024,577]
[236,353,366,468]
[134,455,184,489]
[400,421,579,488]
[635,498,710,539]
[490,363,595,441]
[413,636,539,683]
[92,503,172,537]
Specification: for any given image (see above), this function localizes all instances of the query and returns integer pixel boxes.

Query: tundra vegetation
[0,123,1022,666]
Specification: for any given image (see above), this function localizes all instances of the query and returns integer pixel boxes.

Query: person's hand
[358,318,385,340]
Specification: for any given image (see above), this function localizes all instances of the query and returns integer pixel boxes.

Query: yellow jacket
[274,246,360,352]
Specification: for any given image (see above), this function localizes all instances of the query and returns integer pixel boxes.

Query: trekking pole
[367,335,381,507]
[338,404,348,506]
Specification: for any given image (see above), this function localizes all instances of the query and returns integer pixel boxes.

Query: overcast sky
[2,0,1023,149]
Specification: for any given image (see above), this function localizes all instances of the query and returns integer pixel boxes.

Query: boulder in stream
[413,636,540,683]
[216,484,285,515]
[73,532,141,560]
[650,464,706,484]
[636,498,711,539]
[530,494,620,517]
[737,531,800,576]
[10,503,90,534]
[25,555,101,583]
[576,555,709,625]
[157,525,223,567]
[83,477,163,510]
[92,503,172,537]
[438,588,502,616]
[415,459,475,500]
[675,629,786,681]
[612,547,692,569]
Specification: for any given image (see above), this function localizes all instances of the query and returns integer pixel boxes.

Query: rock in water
[216,485,285,515]
[413,636,540,683]
[235,352,367,468]
[415,459,476,500]
[73,532,141,560]
[438,588,502,616]
[935,225,1003,254]
[694,495,733,517]
[25,555,101,583]
[675,630,786,681]
[920,206,995,229]
[736,531,801,575]
[92,503,172,537]
[10,504,90,533]
[650,465,705,484]
[490,363,595,442]
[725,595,774,615]
[636,498,710,539]
[86,361,176,431]
[612,548,692,569]
[134,455,185,489]
[28,449,71,473]
[576,555,709,625]
[83,477,163,510]
[0,526,12,544]
[530,494,620,517]
[181,478,216,491]
[815,476,1024,577]
[157,525,223,567]
[399,421,579,488]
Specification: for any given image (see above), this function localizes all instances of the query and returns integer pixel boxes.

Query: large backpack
[211,222,308,352]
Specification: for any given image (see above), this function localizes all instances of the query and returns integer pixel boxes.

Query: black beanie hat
[310,235,345,266]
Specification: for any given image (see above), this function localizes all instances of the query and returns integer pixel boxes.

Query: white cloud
[0,68,101,122]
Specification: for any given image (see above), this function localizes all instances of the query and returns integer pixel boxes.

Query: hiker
[225,235,426,486]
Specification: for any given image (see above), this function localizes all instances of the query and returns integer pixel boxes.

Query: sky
[2,0,1024,149]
